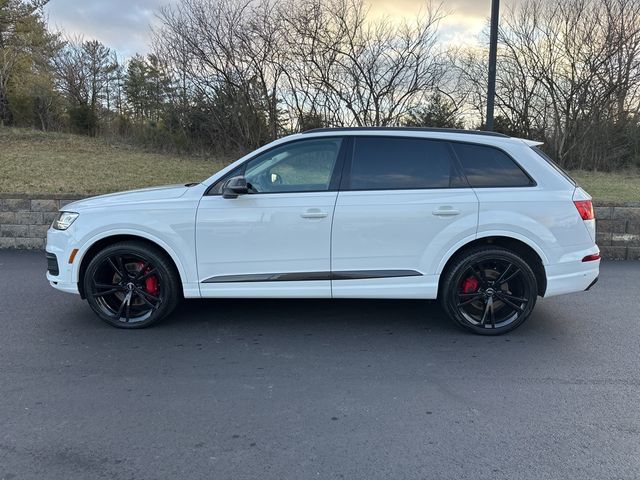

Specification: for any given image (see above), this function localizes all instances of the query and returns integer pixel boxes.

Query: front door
[196,137,345,298]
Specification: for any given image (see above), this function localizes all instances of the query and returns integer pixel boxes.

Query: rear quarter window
[452,142,534,187]
[531,146,576,186]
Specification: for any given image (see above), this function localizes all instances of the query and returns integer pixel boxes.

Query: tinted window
[452,142,533,187]
[347,137,455,190]
[531,146,575,185]
[244,138,342,193]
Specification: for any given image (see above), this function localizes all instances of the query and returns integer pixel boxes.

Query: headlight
[52,212,79,230]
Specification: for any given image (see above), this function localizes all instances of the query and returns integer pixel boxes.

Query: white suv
[45,128,600,334]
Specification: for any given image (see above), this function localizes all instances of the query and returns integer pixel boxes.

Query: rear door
[331,136,479,299]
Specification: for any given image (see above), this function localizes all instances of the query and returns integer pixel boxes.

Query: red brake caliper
[461,276,479,294]
[137,262,159,296]
[145,274,159,296]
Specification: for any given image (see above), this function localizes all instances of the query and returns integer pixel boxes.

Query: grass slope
[0,128,226,195]
[1,127,638,202]
[569,170,640,203]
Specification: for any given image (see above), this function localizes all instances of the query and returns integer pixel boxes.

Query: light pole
[485,0,500,131]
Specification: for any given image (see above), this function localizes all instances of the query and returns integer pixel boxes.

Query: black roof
[301,127,510,138]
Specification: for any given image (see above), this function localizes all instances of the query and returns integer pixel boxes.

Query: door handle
[301,209,328,219]
[432,207,461,217]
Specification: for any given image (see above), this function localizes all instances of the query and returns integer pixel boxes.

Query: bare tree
[280,0,445,127]
[155,0,286,149]
[477,0,640,169]
[35,0,639,166]
[152,0,446,149]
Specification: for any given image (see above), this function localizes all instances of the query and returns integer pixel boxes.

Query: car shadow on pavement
[150,296,573,343]
[162,297,454,331]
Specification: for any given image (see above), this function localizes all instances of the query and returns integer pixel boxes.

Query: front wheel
[83,241,180,328]
[440,247,538,335]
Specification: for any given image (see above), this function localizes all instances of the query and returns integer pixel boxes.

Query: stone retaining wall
[1,194,639,259]
[595,202,640,260]
[0,194,81,249]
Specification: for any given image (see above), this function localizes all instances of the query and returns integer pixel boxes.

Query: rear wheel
[83,241,180,328]
[440,247,538,335]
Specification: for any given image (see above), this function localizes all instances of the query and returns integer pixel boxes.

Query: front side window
[452,142,533,187]
[346,137,458,190]
[243,138,342,193]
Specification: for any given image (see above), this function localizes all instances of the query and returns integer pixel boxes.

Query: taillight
[574,200,594,220]
[582,253,601,262]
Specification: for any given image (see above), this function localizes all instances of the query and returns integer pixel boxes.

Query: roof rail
[301,126,510,138]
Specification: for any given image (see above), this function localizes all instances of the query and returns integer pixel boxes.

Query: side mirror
[222,176,249,199]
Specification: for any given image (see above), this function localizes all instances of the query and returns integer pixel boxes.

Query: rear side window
[347,137,459,190]
[452,142,533,187]
[531,146,576,185]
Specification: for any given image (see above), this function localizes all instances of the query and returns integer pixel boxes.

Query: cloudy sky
[44,0,491,58]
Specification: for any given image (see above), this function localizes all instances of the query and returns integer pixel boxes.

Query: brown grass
[1,127,638,201]
[0,128,228,195]
[569,169,640,203]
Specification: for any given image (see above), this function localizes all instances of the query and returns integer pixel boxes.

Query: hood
[63,184,192,211]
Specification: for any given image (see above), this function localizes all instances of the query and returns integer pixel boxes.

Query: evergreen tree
[0,0,59,127]
[403,93,464,129]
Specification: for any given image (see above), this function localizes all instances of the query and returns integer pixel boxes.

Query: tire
[440,246,538,335]
[83,241,181,328]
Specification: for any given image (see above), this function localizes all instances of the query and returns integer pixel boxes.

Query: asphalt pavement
[1,250,639,480]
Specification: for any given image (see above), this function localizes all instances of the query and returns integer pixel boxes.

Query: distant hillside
[0,128,226,195]
[0,128,638,201]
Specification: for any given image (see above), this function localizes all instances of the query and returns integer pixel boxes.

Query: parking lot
[1,250,639,479]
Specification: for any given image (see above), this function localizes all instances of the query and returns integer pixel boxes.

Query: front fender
[72,228,190,284]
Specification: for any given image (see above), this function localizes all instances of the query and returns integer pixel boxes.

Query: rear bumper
[544,256,600,297]
[585,276,599,291]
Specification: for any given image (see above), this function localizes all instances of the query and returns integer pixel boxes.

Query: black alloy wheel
[83,241,180,328]
[440,247,538,335]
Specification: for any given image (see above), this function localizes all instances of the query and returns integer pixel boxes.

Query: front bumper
[45,227,80,295]
[46,272,80,294]
[46,252,59,276]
